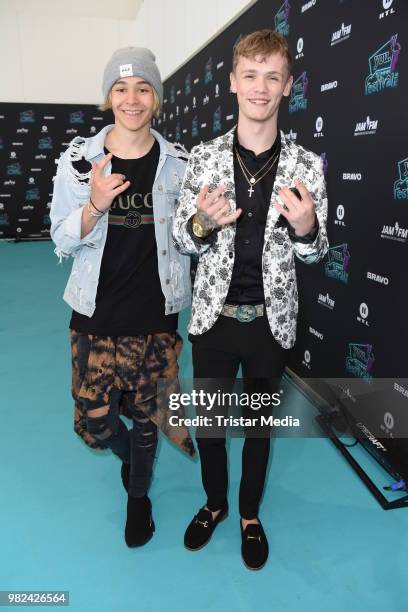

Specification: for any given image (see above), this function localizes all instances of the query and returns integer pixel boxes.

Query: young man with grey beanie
[51,47,194,548]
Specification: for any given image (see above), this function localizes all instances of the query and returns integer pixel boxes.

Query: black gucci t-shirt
[70,139,178,336]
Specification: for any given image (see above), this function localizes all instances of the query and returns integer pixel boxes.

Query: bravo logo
[365,34,401,95]
[367,271,389,285]
[274,0,290,37]
[289,72,308,114]
[394,158,408,200]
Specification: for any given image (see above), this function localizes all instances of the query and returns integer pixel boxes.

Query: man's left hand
[274,178,317,237]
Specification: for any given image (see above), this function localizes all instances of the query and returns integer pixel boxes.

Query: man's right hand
[194,184,242,234]
[90,153,131,212]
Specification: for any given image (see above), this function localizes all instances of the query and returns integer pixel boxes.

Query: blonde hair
[99,87,161,118]
[233,29,292,76]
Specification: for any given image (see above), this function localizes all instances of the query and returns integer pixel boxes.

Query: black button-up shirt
[226,130,281,304]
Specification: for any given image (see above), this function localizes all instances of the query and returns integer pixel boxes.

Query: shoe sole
[241,554,268,571]
[184,512,228,551]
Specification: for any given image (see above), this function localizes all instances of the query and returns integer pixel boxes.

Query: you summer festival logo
[274,0,290,37]
[325,243,350,284]
[394,157,408,200]
[365,34,401,95]
[289,72,308,114]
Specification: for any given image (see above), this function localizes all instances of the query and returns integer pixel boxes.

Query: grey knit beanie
[102,47,163,105]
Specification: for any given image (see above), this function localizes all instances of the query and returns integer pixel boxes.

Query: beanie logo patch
[119,63,133,78]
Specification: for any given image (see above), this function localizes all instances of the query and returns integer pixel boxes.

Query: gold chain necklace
[235,148,280,198]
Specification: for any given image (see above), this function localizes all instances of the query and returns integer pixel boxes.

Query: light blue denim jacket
[50,124,191,317]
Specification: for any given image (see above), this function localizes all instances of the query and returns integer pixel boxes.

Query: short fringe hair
[99,87,161,118]
[233,29,292,75]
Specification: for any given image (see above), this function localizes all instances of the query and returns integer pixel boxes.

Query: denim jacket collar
[84,123,186,161]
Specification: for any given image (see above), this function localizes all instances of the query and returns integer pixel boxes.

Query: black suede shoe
[184,505,228,551]
[125,495,155,547]
[121,462,130,493]
[240,520,269,570]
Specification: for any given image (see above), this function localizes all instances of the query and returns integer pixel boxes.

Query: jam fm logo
[289,72,308,114]
[19,110,35,123]
[365,34,401,95]
[274,0,290,37]
[185,73,191,96]
[394,158,408,200]
[346,343,375,380]
[69,111,84,124]
[325,243,350,284]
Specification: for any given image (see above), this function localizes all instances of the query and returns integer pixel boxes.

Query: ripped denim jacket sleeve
[50,148,104,262]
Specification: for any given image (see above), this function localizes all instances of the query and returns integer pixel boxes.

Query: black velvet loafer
[125,495,155,547]
[184,505,228,551]
[240,520,269,570]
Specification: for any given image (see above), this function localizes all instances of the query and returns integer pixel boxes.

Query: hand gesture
[89,153,130,212]
[274,179,317,237]
[194,184,242,232]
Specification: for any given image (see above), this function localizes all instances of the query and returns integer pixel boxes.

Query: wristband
[89,197,105,215]
[87,201,104,218]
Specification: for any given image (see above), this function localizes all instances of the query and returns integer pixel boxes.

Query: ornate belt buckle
[236,304,256,323]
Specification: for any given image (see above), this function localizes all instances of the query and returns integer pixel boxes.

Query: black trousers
[190,312,287,519]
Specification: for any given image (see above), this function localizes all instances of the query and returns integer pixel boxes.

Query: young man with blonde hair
[173,30,328,570]
[51,47,193,549]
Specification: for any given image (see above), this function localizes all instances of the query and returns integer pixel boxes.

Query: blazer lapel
[264,130,298,245]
